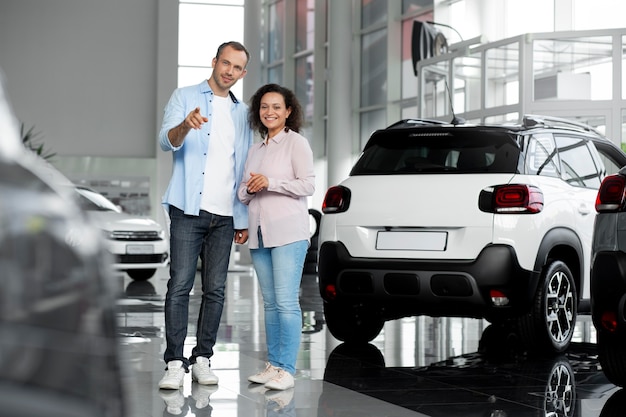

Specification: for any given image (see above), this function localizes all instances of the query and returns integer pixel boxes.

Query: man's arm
[167,107,208,147]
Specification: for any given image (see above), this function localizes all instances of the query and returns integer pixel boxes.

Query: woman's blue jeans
[164,206,234,369]
[250,230,308,375]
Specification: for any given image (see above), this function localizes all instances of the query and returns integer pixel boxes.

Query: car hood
[84,210,163,232]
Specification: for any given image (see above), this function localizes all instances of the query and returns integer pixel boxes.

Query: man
[158,41,253,390]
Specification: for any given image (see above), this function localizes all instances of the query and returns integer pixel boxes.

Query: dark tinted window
[593,140,626,176]
[350,128,521,175]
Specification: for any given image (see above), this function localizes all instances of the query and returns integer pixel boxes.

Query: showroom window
[177,1,245,97]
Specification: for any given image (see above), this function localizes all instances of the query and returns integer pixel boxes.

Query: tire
[543,357,576,417]
[324,343,385,382]
[599,388,626,417]
[304,209,322,274]
[126,268,156,281]
[323,302,384,343]
[518,260,577,354]
[478,323,523,359]
[597,332,626,387]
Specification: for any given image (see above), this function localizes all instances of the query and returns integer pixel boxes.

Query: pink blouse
[237,128,315,249]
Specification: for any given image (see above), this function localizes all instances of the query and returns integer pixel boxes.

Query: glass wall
[533,36,612,101]
[360,29,387,108]
[485,41,519,108]
[453,54,481,114]
[296,0,315,52]
[421,60,449,119]
[177,1,244,98]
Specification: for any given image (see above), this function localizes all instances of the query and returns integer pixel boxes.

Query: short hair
[215,41,250,67]
[248,83,303,137]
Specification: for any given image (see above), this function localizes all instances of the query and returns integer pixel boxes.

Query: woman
[238,84,315,391]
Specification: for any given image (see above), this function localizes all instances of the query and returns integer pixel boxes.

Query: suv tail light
[479,184,543,214]
[600,310,618,332]
[596,174,626,212]
[322,186,351,214]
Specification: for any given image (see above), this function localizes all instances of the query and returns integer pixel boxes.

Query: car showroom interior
[2,0,626,416]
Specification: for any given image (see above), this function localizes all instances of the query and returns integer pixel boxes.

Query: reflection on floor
[115,262,624,417]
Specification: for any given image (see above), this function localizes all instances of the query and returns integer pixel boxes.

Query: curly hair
[248,84,303,137]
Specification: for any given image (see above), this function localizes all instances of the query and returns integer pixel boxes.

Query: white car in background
[74,186,169,280]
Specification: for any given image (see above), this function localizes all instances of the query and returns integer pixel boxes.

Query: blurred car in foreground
[319,115,626,354]
[591,167,626,386]
[73,186,169,280]
[0,70,128,416]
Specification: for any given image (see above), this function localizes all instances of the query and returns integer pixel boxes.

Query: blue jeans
[250,230,308,375]
[164,206,234,369]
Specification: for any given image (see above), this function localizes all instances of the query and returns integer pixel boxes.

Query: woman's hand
[246,172,269,194]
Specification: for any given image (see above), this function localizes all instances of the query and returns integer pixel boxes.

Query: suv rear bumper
[318,241,536,321]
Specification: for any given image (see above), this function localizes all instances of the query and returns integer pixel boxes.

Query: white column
[155,0,179,233]
[243,0,263,101]
[327,0,354,187]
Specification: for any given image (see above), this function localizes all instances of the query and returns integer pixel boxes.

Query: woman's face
[259,92,291,137]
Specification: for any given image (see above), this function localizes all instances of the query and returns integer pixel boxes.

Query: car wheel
[323,302,384,343]
[597,332,626,387]
[599,388,626,417]
[324,343,385,383]
[542,357,576,417]
[518,260,577,354]
[126,268,156,281]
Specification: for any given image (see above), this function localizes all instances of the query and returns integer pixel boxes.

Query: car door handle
[578,204,591,215]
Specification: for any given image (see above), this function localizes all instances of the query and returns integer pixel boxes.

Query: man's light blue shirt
[159,80,253,230]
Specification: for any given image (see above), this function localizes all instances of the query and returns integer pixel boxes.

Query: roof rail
[386,118,448,129]
[522,114,603,136]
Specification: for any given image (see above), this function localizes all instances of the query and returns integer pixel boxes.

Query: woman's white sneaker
[248,362,280,384]
[264,369,295,391]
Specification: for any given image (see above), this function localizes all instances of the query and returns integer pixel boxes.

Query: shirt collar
[264,128,289,145]
[200,80,239,103]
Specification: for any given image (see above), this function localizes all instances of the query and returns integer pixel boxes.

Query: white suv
[318,115,626,354]
[74,186,169,280]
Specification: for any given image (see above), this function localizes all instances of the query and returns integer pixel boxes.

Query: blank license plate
[126,244,154,254]
[376,231,447,251]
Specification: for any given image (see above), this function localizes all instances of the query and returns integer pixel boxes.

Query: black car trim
[318,241,537,321]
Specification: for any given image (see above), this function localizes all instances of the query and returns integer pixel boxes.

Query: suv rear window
[350,128,521,175]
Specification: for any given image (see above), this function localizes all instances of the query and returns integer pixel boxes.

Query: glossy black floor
[114,251,625,417]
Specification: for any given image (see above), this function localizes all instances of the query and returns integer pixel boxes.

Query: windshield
[350,128,521,175]
[74,187,121,213]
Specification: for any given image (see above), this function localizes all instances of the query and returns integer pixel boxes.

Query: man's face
[211,46,248,91]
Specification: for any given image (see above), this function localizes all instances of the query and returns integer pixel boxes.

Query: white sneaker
[247,383,269,395]
[264,369,295,391]
[158,388,185,415]
[192,356,219,385]
[191,382,218,409]
[158,360,185,390]
[248,362,281,384]
[266,388,295,411]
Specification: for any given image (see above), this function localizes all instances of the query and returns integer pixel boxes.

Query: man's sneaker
[191,382,218,409]
[264,369,295,391]
[265,388,295,411]
[158,388,185,415]
[158,360,185,390]
[248,362,280,384]
[192,356,219,385]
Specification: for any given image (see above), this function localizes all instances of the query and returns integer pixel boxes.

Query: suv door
[554,134,603,298]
